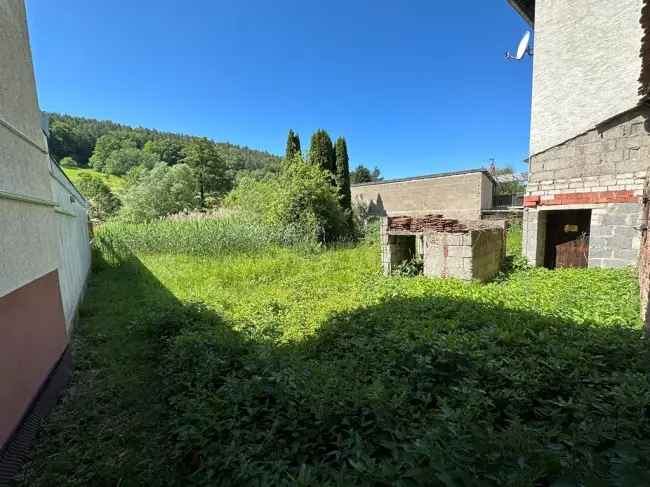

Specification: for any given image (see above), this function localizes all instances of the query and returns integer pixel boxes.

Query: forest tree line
[49,113,382,228]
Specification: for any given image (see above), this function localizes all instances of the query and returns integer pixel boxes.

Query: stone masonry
[523,107,649,268]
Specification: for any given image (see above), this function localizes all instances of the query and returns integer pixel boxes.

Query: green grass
[62,166,126,193]
[15,224,650,487]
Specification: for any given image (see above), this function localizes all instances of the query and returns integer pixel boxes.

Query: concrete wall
[0,0,89,454]
[523,204,641,268]
[640,181,649,328]
[50,162,91,333]
[0,0,57,297]
[522,107,649,269]
[423,229,504,282]
[352,171,493,221]
[527,108,650,194]
[589,203,641,268]
[530,0,644,155]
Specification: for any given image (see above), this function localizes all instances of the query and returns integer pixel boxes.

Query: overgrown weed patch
[16,225,650,486]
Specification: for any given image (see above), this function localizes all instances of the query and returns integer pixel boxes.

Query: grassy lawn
[62,166,126,193]
[15,225,650,486]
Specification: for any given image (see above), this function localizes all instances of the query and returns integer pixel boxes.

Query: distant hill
[46,113,282,179]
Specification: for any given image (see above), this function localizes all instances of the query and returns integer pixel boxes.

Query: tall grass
[95,215,320,258]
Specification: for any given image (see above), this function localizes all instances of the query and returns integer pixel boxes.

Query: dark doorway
[543,210,591,269]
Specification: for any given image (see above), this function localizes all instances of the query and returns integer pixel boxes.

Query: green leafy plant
[394,256,424,276]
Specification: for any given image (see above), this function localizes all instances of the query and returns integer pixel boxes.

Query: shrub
[118,163,197,222]
[226,156,349,242]
[75,172,121,221]
[59,156,78,167]
[105,147,160,176]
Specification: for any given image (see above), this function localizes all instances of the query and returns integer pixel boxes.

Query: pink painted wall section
[0,270,68,448]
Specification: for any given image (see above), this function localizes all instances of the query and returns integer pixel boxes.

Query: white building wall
[530,0,644,155]
[50,162,91,333]
[0,0,58,297]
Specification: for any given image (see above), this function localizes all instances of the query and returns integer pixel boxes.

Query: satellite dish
[506,31,533,60]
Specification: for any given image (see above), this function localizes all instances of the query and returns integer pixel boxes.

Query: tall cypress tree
[335,137,352,211]
[285,129,301,160]
[308,129,335,178]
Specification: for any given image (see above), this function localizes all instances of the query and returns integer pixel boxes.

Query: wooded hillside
[47,113,281,179]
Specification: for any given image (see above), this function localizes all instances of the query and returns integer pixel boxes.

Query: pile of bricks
[388,216,413,231]
[388,214,468,233]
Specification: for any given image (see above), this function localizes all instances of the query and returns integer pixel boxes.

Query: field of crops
[16,221,650,487]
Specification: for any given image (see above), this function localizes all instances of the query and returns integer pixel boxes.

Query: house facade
[351,169,496,221]
[509,0,649,269]
[0,0,91,478]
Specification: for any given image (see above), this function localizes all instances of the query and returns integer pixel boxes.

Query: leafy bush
[118,163,197,222]
[59,156,78,167]
[226,156,349,242]
[394,256,424,276]
[104,147,160,175]
[75,172,121,221]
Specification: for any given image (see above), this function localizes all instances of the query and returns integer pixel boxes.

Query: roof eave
[507,0,535,26]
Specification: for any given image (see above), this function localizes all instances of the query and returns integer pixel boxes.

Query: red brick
[523,196,539,207]
[538,190,639,207]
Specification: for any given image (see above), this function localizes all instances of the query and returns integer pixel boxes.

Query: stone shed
[380,215,505,282]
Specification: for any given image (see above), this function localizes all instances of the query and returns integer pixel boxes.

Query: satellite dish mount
[506,31,533,60]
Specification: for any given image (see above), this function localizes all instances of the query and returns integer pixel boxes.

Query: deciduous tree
[181,137,230,207]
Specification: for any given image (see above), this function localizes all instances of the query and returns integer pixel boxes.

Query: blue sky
[26,0,532,178]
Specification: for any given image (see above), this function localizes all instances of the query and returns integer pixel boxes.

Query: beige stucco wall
[0,0,58,298]
[50,163,91,333]
[530,0,644,155]
[351,172,493,221]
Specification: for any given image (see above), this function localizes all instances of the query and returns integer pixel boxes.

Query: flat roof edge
[351,168,496,188]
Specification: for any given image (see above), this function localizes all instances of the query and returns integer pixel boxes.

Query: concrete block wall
[380,216,504,282]
[522,107,649,269]
[589,203,641,268]
[526,108,649,200]
[423,229,504,282]
[423,232,474,281]
[522,209,547,266]
[380,218,417,275]
[352,170,493,221]
[640,183,649,329]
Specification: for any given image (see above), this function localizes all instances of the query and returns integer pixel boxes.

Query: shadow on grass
[16,244,650,487]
